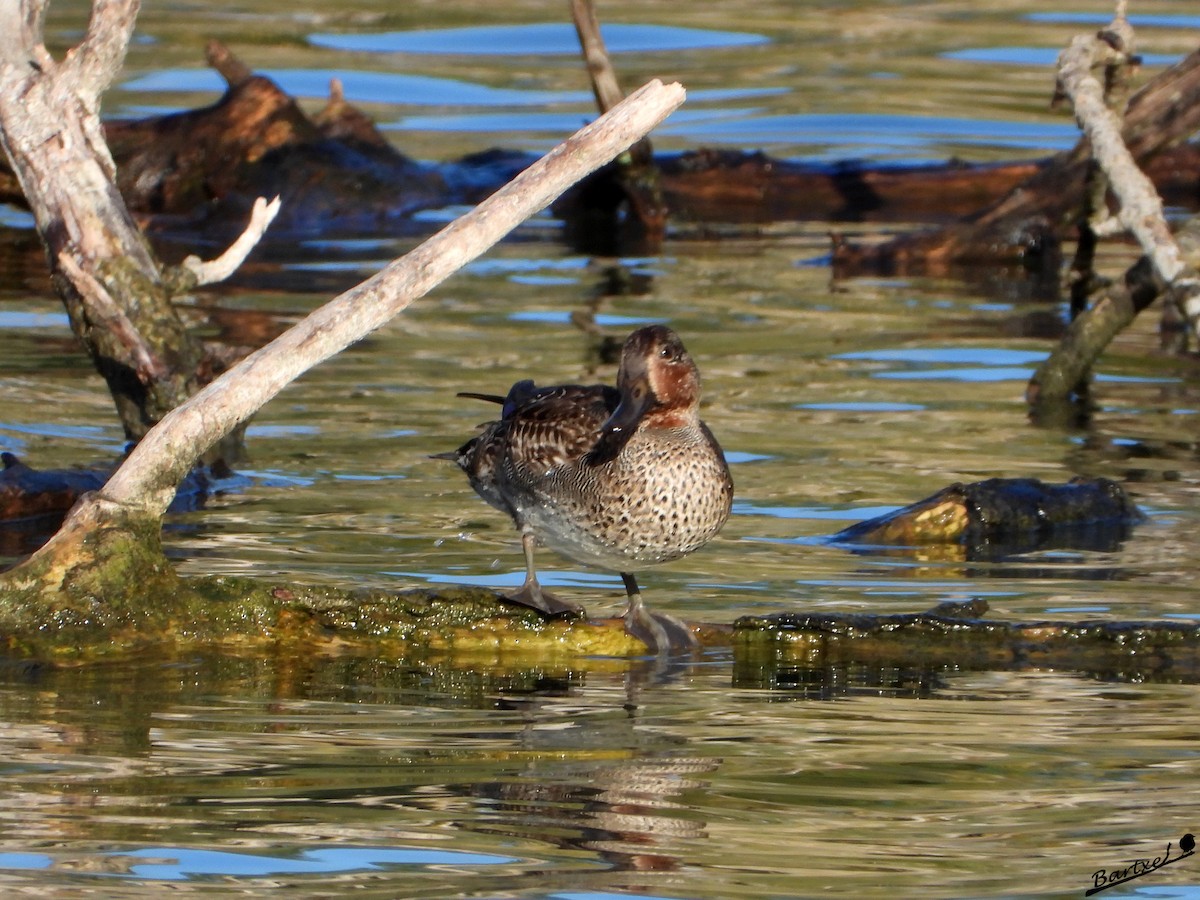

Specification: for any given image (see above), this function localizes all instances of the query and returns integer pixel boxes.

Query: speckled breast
[502,423,734,572]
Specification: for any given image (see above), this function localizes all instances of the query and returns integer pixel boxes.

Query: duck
[437,325,733,654]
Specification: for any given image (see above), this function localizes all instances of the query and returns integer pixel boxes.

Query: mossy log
[0,492,647,662]
[3,529,1197,681]
[734,601,1200,685]
[2,480,1197,682]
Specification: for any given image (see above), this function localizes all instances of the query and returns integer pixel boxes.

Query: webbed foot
[503,578,584,619]
[621,589,699,656]
[497,530,586,619]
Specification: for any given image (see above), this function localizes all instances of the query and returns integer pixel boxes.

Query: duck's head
[590,326,702,462]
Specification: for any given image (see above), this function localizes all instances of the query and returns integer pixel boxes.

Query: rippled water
[2,1,1200,897]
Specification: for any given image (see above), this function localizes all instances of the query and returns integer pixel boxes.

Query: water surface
[2,1,1200,897]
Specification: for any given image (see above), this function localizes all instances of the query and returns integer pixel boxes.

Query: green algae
[0,497,648,662]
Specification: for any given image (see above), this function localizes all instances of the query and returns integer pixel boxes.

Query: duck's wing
[500,384,619,474]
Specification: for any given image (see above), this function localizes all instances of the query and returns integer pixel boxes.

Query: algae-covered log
[833,477,1141,548]
[734,601,1200,686]
[0,493,644,660]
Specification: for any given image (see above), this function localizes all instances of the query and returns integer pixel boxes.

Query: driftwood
[1028,16,1200,415]
[2,43,1197,252]
[832,44,1200,276]
[106,41,451,241]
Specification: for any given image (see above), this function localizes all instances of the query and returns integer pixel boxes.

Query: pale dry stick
[180,196,282,286]
[1055,28,1200,321]
[101,79,687,517]
[1029,15,1200,410]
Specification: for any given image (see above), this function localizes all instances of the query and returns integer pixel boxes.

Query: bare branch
[570,0,624,113]
[101,79,687,516]
[63,0,140,98]
[179,196,282,286]
[1056,32,1186,282]
[1030,13,1200,412]
[1055,25,1200,338]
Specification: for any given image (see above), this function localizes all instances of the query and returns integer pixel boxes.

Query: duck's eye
[659,346,672,359]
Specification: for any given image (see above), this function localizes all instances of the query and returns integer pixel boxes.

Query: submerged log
[2,43,1197,244]
[660,146,1200,225]
[0,453,210,561]
[734,600,1200,684]
[832,47,1200,275]
[0,452,106,522]
[833,476,1141,548]
[3,561,1198,683]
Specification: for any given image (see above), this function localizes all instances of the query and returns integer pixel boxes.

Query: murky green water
[1,1,1199,897]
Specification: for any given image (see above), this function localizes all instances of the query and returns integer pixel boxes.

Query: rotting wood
[831,46,1200,276]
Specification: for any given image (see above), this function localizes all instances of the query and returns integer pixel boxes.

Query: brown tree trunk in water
[566,0,667,251]
[832,46,1200,275]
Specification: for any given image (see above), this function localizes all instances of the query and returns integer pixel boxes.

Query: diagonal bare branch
[101,80,687,517]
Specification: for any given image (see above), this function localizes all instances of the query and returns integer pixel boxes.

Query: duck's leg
[620,573,698,654]
[503,530,584,618]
